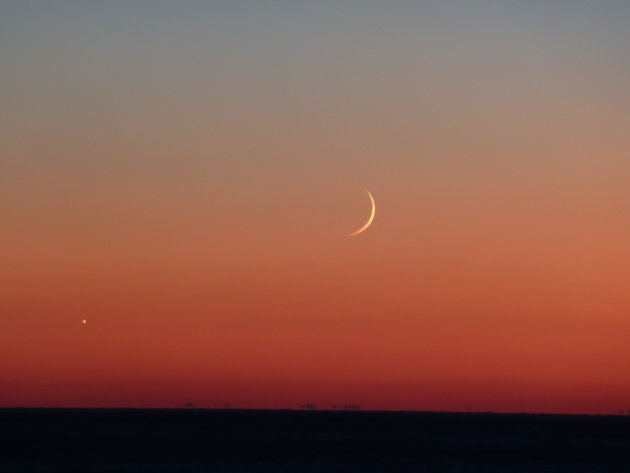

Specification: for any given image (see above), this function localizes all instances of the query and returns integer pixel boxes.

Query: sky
[2,1,630,414]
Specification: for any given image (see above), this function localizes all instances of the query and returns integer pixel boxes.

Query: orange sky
[2,2,630,413]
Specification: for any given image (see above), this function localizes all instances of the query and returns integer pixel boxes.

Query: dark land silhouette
[1,408,629,472]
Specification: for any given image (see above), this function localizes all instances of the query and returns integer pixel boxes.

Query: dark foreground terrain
[1,409,629,472]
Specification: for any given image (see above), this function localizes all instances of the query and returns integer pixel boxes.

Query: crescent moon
[347,189,376,237]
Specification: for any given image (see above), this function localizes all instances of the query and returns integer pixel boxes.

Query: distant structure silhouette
[299,403,317,409]
[181,402,196,408]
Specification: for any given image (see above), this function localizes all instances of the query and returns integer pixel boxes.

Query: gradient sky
[2,1,630,413]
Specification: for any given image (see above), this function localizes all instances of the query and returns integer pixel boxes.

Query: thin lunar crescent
[347,189,376,237]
